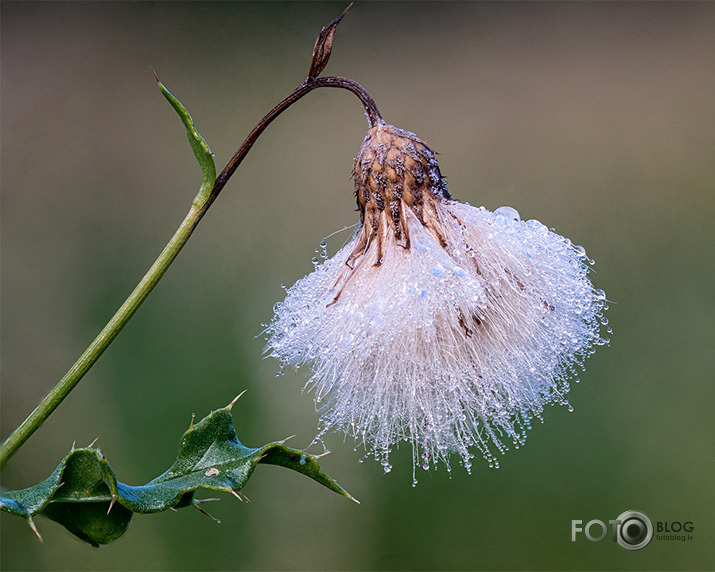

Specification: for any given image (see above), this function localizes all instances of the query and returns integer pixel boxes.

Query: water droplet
[430,263,446,278]
[494,206,520,222]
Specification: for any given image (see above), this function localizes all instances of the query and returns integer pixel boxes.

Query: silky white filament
[266,198,607,478]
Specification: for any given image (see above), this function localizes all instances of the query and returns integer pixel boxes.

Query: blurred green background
[2,2,714,570]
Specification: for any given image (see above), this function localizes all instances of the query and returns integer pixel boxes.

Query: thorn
[170,507,178,512]
[338,483,361,504]
[281,434,296,444]
[239,492,251,503]
[27,517,43,542]
[189,413,195,429]
[107,496,116,515]
[192,499,221,523]
[314,450,331,459]
[71,440,76,450]
[331,479,359,504]
[228,489,244,502]
[88,437,99,448]
[195,497,221,505]
[228,390,248,410]
[150,66,160,84]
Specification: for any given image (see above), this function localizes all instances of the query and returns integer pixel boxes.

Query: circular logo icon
[616,510,653,551]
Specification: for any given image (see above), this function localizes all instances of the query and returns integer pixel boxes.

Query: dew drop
[430,263,446,278]
[494,206,520,222]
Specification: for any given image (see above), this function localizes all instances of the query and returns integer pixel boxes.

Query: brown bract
[308,3,353,80]
[353,125,451,261]
[328,125,453,305]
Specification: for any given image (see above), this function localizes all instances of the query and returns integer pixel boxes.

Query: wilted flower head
[266,123,607,477]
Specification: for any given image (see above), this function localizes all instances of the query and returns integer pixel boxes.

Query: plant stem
[0,75,383,470]
[0,202,208,468]
[210,76,383,207]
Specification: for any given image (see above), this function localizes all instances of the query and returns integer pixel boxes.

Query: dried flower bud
[350,124,448,259]
[266,123,608,480]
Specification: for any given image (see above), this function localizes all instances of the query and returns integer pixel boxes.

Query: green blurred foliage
[2,1,714,570]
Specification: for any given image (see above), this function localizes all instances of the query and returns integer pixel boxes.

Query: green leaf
[0,398,356,546]
[153,70,216,201]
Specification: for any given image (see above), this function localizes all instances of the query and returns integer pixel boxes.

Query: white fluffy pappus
[265,124,608,478]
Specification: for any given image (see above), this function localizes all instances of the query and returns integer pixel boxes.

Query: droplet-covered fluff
[266,124,607,477]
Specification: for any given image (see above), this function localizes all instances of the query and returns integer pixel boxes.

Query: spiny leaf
[152,70,216,200]
[0,399,356,546]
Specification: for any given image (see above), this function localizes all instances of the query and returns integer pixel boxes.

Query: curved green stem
[0,200,210,469]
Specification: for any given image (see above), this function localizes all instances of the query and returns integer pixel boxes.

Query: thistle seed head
[266,123,608,479]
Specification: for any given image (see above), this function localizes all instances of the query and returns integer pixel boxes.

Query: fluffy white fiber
[266,197,607,477]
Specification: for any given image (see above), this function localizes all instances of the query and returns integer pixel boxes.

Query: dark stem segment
[209,75,383,208]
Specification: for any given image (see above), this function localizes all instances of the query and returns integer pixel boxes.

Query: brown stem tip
[308,3,353,80]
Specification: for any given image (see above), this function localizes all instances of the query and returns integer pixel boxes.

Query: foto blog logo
[571,510,653,551]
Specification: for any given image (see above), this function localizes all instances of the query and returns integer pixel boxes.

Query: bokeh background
[2,2,714,570]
